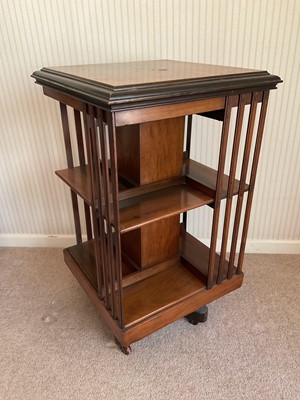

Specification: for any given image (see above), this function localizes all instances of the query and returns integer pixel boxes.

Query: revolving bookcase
[32,60,281,354]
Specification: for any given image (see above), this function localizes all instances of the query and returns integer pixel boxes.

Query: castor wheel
[120,345,132,355]
[114,338,132,355]
[185,305,208,325]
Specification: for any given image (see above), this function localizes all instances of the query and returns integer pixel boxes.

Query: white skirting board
[0,235,80,249]
[0,234,299,254]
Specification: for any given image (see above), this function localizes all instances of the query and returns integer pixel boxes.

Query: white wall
[0,0,299,252]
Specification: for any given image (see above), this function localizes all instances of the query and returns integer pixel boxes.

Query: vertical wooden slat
[60,103,74,168]
[207,96,233,289]
[97,109,116,319]
[237,91,270,272]
[93,108,109,303]
[74,109,86,164]
[74,109,92,240]
[228,92,260,278]
[59,103,82,244]
[217,94,246,284]
[83,106,106,302]
[106,111,124,327]
[183,115,193,229]
[186,115,193,158]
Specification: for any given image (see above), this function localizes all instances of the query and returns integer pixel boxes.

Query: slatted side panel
[189,91,270,287]
[83,106,123,326]
[0,0,299,244]
[57,102,93,244]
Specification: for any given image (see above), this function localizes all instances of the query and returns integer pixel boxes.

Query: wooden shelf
[119,184,213,233]
[122,262,206,327]
[66,240,98,288]
[66,240,135,290]
[56,159,248,211]
[57,166,214,233]
[65,239,206,328]
[185,159,249,199]
[56,165,92,204]
[55,165,131,205]
[180,227,236,284]
[64,239,243,347]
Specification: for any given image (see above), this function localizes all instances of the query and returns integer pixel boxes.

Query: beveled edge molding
[31,68,282,111]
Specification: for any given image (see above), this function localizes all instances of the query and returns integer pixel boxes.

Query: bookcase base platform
[64,245,243,349]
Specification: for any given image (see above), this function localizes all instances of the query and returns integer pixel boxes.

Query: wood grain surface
[45,60,259,87]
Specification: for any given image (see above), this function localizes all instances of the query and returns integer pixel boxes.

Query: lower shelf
[64,230,238,330]
[180,228,235,284]
[122,261,206,327]
[67,240,136,290]
[65,241,206,328]
[64,241,243,345]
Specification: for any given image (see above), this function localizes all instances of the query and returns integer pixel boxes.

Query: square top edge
[32,60,282,109]
[36,59,265,88]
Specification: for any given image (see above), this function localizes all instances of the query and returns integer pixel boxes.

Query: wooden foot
[114,338,132,355]
[184,305,208,325]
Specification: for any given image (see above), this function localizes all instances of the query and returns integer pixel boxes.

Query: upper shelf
[56,164,214,232]
[56,158,249,212]
[119,184,213,233]
[185,159,249,199]
[55,165,130,205]
[32,60,282,111]
[56,165,92,204]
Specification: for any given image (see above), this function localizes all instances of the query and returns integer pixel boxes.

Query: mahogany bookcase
[32,60,281,354]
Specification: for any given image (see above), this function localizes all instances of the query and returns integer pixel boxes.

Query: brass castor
[185,305,208,325]
[115,338,132,355]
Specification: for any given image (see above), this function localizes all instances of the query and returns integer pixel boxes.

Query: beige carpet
[0,248,299,400]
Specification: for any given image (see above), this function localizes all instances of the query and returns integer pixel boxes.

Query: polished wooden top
[32,60,282,110]
[43,60,258,87]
